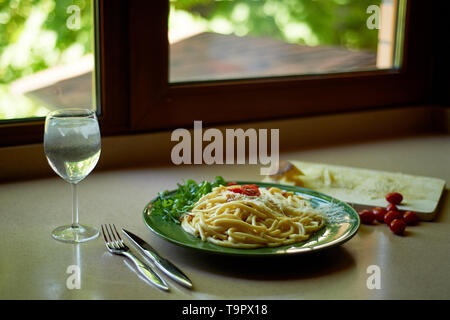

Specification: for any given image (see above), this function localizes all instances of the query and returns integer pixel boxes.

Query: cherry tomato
[372,207,387,223]
[229,187,243,194]
[386,192,403,205]
[384,210,402,225]
[241,184,259,190]
[358,209,375,224]
[403,211,418,225]
[241,184,261,196]
[243,188,260,196]
[386,203,398,212]
[230,184,261,196]
[390,219,406,235]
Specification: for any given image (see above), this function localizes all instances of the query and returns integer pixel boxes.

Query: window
[0,0,433,146]
[129,0,429,132]
[0,0,129,146]
[0,0,96,121]
[168,0,403,83]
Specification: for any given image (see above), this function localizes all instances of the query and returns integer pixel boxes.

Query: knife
[122,229,193,289]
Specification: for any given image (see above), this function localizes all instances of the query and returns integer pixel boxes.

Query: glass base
[52,224,99,243]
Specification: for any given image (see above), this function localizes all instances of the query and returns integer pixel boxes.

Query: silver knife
[122,229,193,289]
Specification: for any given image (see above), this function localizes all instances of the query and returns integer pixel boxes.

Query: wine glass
[44,108,101,243]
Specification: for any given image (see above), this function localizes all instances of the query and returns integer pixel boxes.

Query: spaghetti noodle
[181,184,326,248]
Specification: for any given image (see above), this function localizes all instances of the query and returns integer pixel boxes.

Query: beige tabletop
[1,133,449,300]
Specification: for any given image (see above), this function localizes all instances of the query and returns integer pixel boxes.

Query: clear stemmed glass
[44,108,101,243]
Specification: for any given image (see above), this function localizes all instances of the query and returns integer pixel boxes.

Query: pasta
[180,184,326,248]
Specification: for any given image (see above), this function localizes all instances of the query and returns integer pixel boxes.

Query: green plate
[143,181,360,256]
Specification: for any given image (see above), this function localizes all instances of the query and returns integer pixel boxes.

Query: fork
[101,224,169,291]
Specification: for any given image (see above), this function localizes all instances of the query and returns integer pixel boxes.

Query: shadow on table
[170,245,355,281]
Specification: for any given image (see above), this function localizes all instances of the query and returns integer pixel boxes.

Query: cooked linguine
[181,184,326,248]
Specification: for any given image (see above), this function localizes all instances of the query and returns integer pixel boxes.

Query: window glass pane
[0,0,95,121]
[169,0,405,83]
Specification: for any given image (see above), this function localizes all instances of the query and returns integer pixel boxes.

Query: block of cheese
[264,160,446,221]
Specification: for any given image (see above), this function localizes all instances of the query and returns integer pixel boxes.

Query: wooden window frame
[0,0,434,147]
[0,0,131,147]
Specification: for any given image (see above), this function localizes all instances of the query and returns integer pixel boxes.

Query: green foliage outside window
[0,0,92,119]
[0,0,380,119]
[0,0,92,84]
[170,0,380,49]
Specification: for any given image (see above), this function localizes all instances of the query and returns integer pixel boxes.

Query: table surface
[1,134,449,300]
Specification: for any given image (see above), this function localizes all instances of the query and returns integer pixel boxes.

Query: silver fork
[101,224,169,291]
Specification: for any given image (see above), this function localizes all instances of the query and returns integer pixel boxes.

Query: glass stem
[71,183,80,228]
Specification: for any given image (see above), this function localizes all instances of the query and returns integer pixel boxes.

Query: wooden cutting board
[264,160,446,221]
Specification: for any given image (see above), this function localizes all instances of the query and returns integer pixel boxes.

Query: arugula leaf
[149,176,226,224]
